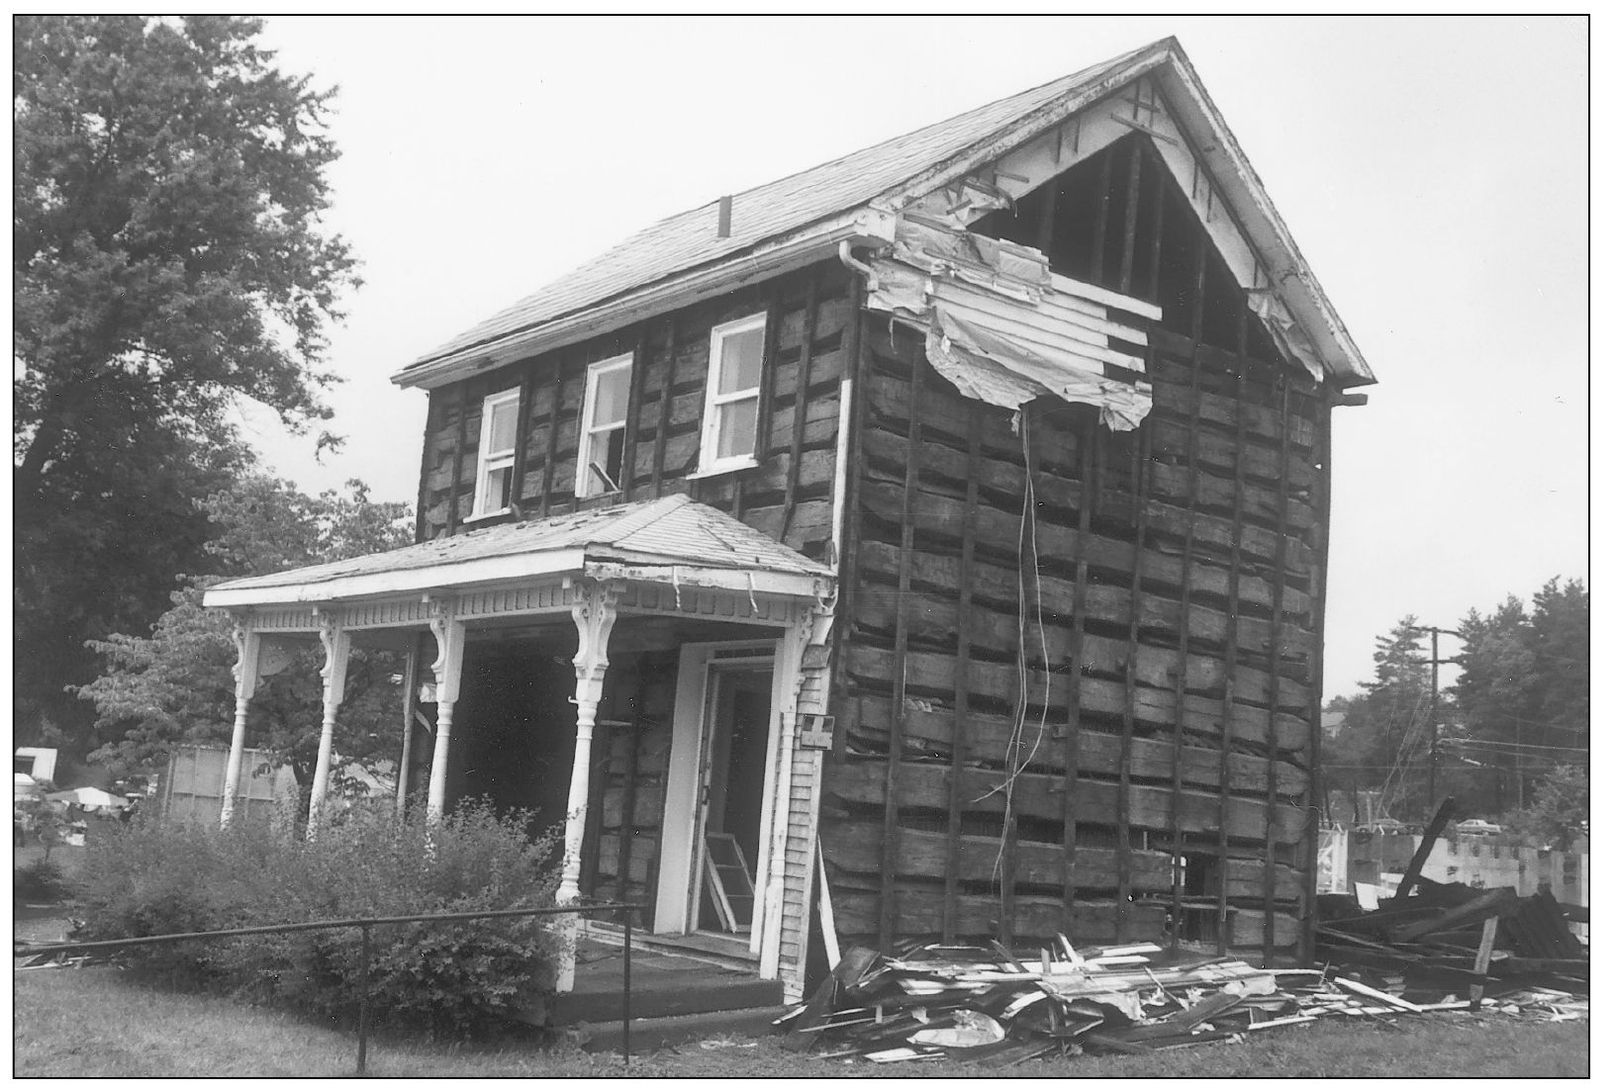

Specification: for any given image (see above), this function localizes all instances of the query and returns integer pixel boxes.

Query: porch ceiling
[201,495,834,611]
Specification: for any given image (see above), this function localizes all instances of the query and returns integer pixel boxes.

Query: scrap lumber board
[1469,916,1499,1012]
[1390,887,1517,943]
[1332,977,1422,1013]
[1391,797,1456,902]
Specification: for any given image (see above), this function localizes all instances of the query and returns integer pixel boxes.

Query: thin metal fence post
[621,905,632,1065]
[357,923,372,1075]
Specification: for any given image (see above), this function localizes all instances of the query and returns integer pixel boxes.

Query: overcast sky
[244,15,1590,698]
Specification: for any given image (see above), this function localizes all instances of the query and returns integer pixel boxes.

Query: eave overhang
[392,207,897,392]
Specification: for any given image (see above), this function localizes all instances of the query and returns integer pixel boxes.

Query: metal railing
[14,901,643,1073]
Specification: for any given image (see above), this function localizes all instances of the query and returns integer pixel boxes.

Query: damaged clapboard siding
[864,215,1158,430]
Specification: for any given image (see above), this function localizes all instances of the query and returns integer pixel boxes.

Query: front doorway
[693,664,772,934]
[654,641,785,952]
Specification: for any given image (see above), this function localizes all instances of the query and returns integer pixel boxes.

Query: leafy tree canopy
[77,475,411,785]
[14,16,358,751]
[1323,579,1589,828]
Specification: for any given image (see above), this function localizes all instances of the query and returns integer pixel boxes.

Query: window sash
[700,314,766,472]
[473,388,521,516]
[577,354,633,497]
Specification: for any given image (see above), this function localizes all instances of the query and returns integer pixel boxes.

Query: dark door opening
[697,666,773,934]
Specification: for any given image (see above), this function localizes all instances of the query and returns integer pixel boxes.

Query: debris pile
[1316,880,1589,996]
[773,935,1572,1066]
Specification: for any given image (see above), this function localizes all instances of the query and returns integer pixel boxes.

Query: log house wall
[823,132,1334,963]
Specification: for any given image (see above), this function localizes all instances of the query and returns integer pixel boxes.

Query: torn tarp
[865,216,1156,431]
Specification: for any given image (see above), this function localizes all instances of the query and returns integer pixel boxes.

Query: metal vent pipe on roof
[717,195,732,238]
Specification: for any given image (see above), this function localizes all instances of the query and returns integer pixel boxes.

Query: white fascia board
[394,208,898,391]
[871,44,1174,214]
[1158,55,1375,387]
[583,561,831,601]
[202,549,589,609]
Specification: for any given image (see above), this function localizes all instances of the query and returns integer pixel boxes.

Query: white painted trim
[828,376,853,570]
[394,208,898,391]
[698,312,768,474]
[652,640,780,945]
[575,353,634,498]
[204,551,588,608]
[583,562,829,602]
[654,644,710,934]
[470,387,521,518]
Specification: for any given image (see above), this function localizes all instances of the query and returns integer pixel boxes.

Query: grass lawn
[12,966,1589,1078]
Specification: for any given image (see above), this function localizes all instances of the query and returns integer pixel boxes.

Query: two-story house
[204,37,1375,1003]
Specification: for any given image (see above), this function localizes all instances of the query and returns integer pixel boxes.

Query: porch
[201,495,837,1000]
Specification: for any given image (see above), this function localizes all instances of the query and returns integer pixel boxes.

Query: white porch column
[557,579,621,906]
[220,619,264,828]
[395,644,420,819]
[425,600,467,824]
[306,615,351,839]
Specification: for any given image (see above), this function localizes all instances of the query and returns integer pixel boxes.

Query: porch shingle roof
[208,495,830,598]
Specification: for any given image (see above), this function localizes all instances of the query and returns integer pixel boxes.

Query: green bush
[73,801,563,1037]
[14,857,72,903]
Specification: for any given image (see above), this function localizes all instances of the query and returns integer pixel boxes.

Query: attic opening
[972,131,1285,363]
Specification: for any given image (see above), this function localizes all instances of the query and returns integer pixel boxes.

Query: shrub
[14,858,72,903]
[73,801,563,1037]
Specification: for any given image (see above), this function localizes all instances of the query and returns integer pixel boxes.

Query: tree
[76,476,411,786]
[14,16,358,753]
[1320,616,1432,822]
[1451,578,1590,816]
[1506,764,1589,851]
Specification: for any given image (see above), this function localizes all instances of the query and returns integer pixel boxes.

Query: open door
[692,665,772,934]
[654,642,784,948]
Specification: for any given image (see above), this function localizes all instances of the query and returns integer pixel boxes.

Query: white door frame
[653,639,785,951]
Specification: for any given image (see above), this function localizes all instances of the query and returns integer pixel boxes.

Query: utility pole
[1425,627,1466,816]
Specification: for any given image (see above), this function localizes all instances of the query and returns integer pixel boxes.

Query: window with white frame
[699,313,766,473]
[576,353,633,497]
[471,387,521,517]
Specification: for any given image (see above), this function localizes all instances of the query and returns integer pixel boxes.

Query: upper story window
[698,312,766,474]
[576,353,633,498]
[471,387,521,518]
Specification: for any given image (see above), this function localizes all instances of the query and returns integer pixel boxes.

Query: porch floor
[547,933,783,1025]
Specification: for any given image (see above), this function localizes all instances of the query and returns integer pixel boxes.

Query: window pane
[582,426,625,496]
[717,325,764,394]
[592,366,630,427]
[481,464,513,513]
[716,398,757,460]
[487,399,519,453]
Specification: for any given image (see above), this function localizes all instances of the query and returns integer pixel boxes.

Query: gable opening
[972,132,1285,365]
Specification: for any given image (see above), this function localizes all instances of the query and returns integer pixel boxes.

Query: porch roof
[202,495,834,610]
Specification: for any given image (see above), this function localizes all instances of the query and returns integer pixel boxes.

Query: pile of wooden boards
[1316,879,1589,999]
[772,938,1526,1066]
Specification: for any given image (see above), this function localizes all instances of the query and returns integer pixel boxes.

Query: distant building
[14,747,58,785]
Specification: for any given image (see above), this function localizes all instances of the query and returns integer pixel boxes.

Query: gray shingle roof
[401,40,1165,375]
[210,495,831,595]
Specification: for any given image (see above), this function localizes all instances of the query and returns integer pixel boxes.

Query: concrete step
[574,1004,787,1054]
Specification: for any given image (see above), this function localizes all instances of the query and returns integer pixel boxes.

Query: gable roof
[203,494,832,609]
[394,37,1371,391]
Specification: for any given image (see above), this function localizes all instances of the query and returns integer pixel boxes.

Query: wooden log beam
[822,760,1308,843]
[842,694,1309,794]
